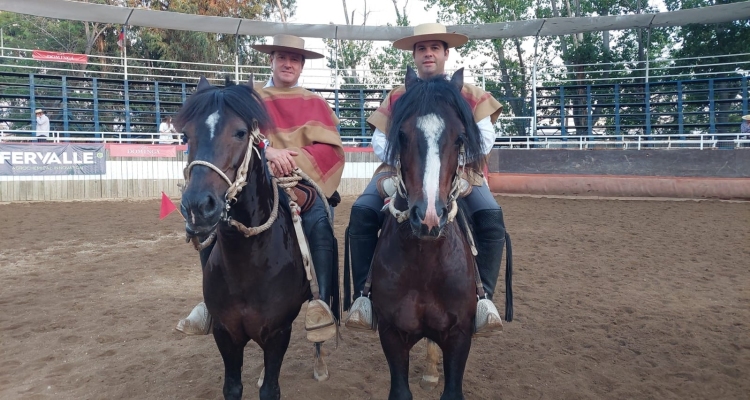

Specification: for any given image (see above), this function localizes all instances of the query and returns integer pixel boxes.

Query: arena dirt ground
[0,195,748,399]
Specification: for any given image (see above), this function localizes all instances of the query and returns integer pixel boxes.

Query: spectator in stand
[35,109,50,142]
[158,115,177,144]
[741,115,750,147]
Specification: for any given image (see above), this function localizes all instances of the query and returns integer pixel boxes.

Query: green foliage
[0,0,295,75]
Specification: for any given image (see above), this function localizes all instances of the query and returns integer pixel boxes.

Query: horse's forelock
[386,77,485,169]
[175,82,270,136]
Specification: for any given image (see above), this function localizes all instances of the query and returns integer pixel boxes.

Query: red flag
[160,191,178,220]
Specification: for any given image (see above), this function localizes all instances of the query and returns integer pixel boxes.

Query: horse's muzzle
[181,190,223,235]
[409,204,447,239]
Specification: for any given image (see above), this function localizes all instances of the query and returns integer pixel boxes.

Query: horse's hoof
[420,374,439,390]
[313,366,329,382]
[313,348,329,382]
[256,367,265,388]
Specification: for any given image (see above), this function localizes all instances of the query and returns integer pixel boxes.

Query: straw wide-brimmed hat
[251,34,324,59]
[393,23,469,51]
[742,114,750,121]
[35,109,43,114]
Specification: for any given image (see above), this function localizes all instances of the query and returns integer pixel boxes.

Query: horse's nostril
[201,193,219,218]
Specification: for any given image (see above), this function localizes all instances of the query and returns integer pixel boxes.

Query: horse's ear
[247,73,255,87]
[405,66,419,90]
[197,76,211,92]
[450,68,464,91]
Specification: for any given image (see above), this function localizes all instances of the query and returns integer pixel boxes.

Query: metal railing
[1,45,747,138]
[3,45,749,89]
[0,130,181,144]
[494,132,749,150]
[3,129,748,150]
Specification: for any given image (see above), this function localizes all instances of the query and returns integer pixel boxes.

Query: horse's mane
[385,75,486,169]
[174,77,271,133]
[175,78,290,215]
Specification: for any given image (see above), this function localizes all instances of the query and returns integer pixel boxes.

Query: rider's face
[413,41,449,79]
[270,51,305,88]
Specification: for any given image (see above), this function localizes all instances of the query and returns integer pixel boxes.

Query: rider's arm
[372,128,388,163]
[477,116,496,155]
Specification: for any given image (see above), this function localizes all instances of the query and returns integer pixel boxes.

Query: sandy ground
[0,195,748,399]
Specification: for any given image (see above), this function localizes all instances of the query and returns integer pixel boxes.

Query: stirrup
[474,298,503,337]
[344,296,377,332]
[305,299,337,343]
[176,302,213,335]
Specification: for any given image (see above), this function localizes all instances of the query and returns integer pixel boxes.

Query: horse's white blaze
[416,114,444,229]
[205,111,220,140]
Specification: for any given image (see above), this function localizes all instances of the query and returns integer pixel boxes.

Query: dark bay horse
[370,67,511,400]
[177,77,330,400]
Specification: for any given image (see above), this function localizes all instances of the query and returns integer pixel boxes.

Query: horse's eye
[455,135,465,146]
[235,130,247,139]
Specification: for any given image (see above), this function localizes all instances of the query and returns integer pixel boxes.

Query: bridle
[182,120,282,250]
[387,143,466,225]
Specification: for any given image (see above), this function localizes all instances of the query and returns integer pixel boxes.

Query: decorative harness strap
[386,144,466,229]
[182,120,330,300]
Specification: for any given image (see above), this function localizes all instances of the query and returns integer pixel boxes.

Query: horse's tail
[504,231,513,322]
[343,226,352,312]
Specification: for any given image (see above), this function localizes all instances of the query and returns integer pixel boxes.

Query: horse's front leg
[213,327,248,400]
[438,331,472,400]
[313,342,329,381]
[420,338,441,390]
[378,324,417,400]
[259,327,292,400]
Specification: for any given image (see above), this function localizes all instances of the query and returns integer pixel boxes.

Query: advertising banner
[107,144,178,158]
[32,50,88,64]
[0,144,106,175]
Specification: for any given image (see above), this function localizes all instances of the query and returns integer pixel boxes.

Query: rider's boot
[305,217,338,343]
[472,208,507,337]
[176,241,215,335]
[344,206,380,331]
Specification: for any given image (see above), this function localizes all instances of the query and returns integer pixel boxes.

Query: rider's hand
[265,147,299,176]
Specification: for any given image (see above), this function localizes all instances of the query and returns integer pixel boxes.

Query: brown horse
[176,77,333,400]
[368,68,512,400]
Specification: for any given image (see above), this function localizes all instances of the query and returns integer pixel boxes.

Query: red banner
[32,50,88,65]
[107,144,178,158]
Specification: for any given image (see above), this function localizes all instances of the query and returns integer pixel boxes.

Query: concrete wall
[3,147,749,202]
[487,149,750,199]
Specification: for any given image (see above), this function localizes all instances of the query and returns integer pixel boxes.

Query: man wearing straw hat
[177,35,345,343]
[35,109,50,142]
[345,23,508,336]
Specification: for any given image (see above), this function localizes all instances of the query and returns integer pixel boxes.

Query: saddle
[291,183,340,213]
[290,182,319,214]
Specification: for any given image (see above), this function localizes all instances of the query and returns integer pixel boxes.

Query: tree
[323,0,412,136]
[425,0,534,135]
[0,0,296,77]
